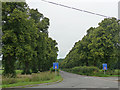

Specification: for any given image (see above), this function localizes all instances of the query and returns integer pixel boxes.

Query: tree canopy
[2,2,58,77]
[61,18,119,70]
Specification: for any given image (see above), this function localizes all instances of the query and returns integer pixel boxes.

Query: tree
[2,2,28,77]
[61,18,119,70]
[2,2,59,76]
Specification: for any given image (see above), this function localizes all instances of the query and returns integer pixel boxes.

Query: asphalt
[29,71,119,88]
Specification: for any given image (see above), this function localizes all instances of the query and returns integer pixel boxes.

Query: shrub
[72,66,81,72]
[71,66,99,75]
[105,69,119,75]
[50,67,54,72]
[63,66,120,76]
[50,67,59,73]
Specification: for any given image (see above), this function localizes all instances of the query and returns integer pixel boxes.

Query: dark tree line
[61,18,120,70]
[2,2,58,77]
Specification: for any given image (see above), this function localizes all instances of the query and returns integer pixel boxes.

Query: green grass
[2,75,62,88]
[0,70,2,74]
[93,74,120,77]
[16,70,22,74]
[0,70,22,75]
[2,71,62,88]
[66,70,120,77]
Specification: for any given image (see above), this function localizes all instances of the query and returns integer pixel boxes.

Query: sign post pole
[53,62,59,76]
[103,63,107,74]
[55,68,56,76]
[55,66,57,76]
[104,70,105,74]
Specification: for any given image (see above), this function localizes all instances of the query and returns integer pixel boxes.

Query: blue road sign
[103,64,107,70]
[53,62,59,69]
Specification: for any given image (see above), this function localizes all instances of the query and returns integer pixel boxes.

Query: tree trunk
[3,55,16,77]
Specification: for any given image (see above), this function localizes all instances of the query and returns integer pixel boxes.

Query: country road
[29,71,119,88]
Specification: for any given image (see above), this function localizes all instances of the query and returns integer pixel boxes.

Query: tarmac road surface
[29,71,119,88]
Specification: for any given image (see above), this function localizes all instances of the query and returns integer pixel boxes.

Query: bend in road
[29,71,119,88]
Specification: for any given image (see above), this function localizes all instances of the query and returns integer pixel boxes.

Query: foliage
[58,58,64,68]
[61,18,119,70]
[2,2,28,77]
[50,67,59,72]
[2,2,58,77]
[64,66,99,76]
[63,66,120,77]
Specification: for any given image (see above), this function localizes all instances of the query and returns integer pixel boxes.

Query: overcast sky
[26,0,119,59]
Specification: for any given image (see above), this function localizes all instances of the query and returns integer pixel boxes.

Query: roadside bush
[50,67,54,72]
[62,68,71,72]
[100,69,119,75]
[63,66,120,76]
[72,66,81,72]
[50,67,59,73]
[69,66,99,75]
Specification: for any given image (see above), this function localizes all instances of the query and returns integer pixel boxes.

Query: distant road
[29,71,119,88]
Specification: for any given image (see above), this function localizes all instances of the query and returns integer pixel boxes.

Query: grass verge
[91,74,120,77]
[65,70,120,77]
[2,72,63,88]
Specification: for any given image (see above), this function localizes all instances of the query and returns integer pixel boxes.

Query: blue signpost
[53,62,59,75]
[53,62,59,69]
[103,63,107,74]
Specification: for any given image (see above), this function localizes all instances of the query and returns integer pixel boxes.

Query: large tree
[61,18,119,69]
[2,2,58,77]
[2,2,28,77]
